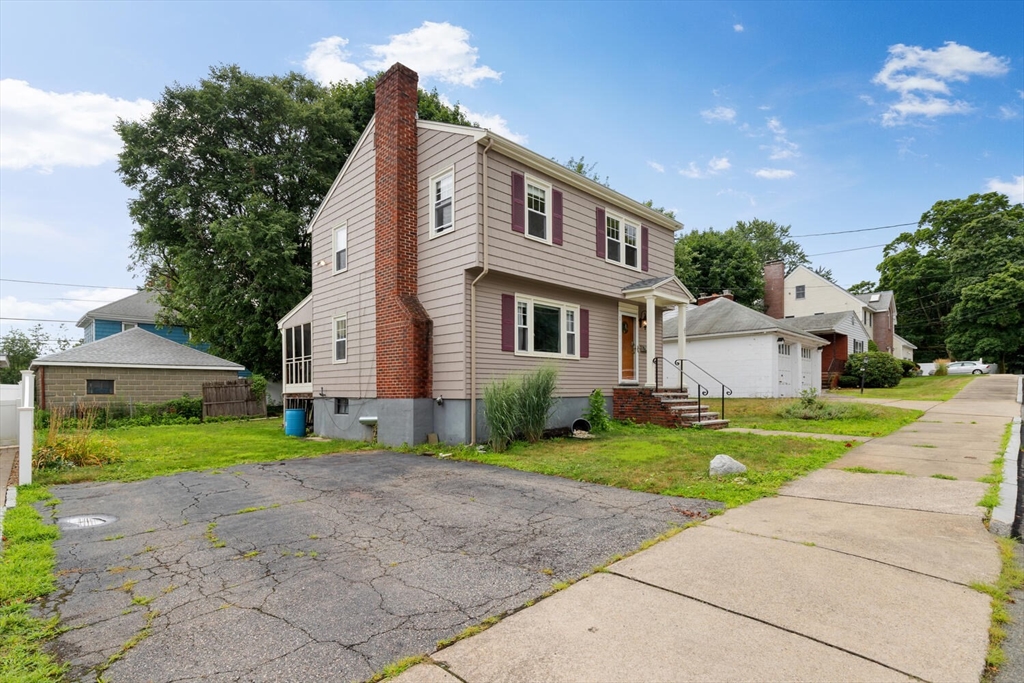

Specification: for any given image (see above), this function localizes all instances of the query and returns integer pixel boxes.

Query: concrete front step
[688,419,730,430]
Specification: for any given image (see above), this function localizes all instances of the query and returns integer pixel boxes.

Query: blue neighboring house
[76,291,250,378]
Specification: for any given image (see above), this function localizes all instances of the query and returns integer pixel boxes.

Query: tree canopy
[732,218,810,274]
[878,192,1023,366]
[117,65,469,378]
[675,228,763,306]
[0,325,75,384]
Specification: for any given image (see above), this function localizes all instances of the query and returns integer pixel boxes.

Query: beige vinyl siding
[484,151,676,296]
[310,123,378,397]
[418,128,480,399]
[473,273,663,397]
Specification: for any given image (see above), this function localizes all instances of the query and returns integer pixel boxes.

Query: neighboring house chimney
[696,292,735,306]
[764,260,785,319]
[375,63,432,399]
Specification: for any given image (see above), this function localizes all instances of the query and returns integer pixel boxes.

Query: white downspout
[469,138,494,444]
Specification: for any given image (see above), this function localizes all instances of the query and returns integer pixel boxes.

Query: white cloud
[305,23,500,88]
[872,42,1010,126]
[439,95,526,144]
[701,106,736,123]
[760,116,800,160]
[717,188,756,207]
[364,22,500,87]
[986,175,1024,203]
[0,79,153,172]
[998,105,1020,120]
[733,24,744,32]
[647,161,665,173]
[303,37,368,85]
[0,287,135,326]
[859,94,876,106]
[679,157,730,179]
[755,168,796,180]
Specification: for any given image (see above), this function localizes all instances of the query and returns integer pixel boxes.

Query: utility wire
[0,317,79,323]
[808,243,889,257]
[0,278,136,290]
[792,222,917,238]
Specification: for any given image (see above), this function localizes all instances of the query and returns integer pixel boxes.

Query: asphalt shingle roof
[854,290,894,312]
[78,290,162,326]
[622,276,674,291]
[786,311,857,333]
[32,327,243,370]
[665,297,826,345]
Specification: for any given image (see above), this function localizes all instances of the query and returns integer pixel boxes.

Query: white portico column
[676,304,687,391]
[644,295,657,388]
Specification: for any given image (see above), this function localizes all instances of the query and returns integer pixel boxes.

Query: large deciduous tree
[117,66,468,378]
[675,228,763,306]
[732,218,810,274]
[944,262,1024,373]
[877,192,1023,363]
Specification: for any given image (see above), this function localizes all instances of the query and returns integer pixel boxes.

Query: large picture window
[514,295,580,358]
[526,180,549,242]
[606,212,640,269]
[334,224,348,273]
[333,315,347,363]
[430,168,454,236]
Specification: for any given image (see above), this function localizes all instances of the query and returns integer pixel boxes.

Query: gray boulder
[709,454,747,477]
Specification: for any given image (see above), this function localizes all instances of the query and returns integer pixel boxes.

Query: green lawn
[828,375,976,401]
[455,422,851,508]
[35,419,368,486]
[724,398,922,437]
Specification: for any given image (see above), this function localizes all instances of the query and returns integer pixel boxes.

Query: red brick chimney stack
[375,63,432,399]
[764,260,785,319]
[696,292,736,306]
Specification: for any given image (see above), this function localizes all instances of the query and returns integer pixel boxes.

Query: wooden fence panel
[202,379,266,419]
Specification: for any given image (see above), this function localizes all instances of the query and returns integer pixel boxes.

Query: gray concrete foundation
[312,397,378,442]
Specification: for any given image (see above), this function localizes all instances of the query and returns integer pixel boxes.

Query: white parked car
[944,360,996,375]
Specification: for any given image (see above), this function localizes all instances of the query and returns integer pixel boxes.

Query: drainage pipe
[469,137,494,444]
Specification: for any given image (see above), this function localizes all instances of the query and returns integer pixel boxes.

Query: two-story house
[279,63,696,446]
[764,262,915,361]
[77,290,190,345]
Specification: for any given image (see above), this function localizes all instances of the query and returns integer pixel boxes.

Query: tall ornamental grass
[483,367,559,451]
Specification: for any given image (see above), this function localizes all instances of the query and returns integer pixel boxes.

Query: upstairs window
[795,285,806,299]
[526,181,549,242]
[333,315,347,363]
[121,322,137,331]
[606,213,639,269]
[334,224,348,273]
[430,168,454,237]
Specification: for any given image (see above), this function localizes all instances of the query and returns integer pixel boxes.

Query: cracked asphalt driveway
[38,451,721,682]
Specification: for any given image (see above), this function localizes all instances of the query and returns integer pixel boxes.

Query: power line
[808,243,888,257]
[0,317,79,323]
[792,222,917,238]
[0,278,137,290]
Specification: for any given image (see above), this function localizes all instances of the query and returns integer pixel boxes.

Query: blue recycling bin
[284,408,306,437]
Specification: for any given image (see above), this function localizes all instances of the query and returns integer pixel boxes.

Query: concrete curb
[991,416,1021,537]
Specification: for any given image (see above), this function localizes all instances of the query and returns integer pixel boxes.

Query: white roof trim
[680,327,828,346]
[277,293,313,329]
[31,361,242,371]
[417,119,487,141]
[622,276,696,304]
[306,117,376,232]
[480,133,683,233]
[893,333,918,349]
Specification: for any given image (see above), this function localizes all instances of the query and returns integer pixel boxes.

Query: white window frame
[513,294,580,359]
[333,224,348,274]
[801,347,812,359]
[122,322,137,331]
[429,166,455,238]
[795,285,806,299]
[524,176,552,245]
[778,342,792,356]
[333,315,348,364]
[605,211,641,271]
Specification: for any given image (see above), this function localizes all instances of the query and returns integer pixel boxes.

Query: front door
[621,314,637,382]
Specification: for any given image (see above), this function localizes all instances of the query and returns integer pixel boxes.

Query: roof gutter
[469,137,494,445]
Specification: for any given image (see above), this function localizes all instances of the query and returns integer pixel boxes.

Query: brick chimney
[375,63,432,399]
[696,292,735,306]
[764,260,785,319]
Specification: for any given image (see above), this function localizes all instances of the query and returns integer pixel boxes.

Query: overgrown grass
[974,538,1024,677]
[829,375,976,401]
[454,421,850,507]
[0,484,67,682]
[34,419,368,485]
[724,398,921,437]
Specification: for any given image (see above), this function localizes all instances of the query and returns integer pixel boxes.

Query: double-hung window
[605,213,639,269]
[514,295,579,358]
[430,168,454,236]
[334,224,348,273]
[795,285,805,299]
[526,180,549,242]
[333,315,347,363]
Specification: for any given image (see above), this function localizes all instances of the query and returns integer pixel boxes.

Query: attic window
[795,285,805,299]
[122,323,137,331]
[869,293,881,303]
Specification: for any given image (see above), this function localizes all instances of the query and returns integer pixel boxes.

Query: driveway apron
[36,452,719,682]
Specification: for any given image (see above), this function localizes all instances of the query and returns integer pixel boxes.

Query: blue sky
[2,0,1022,345]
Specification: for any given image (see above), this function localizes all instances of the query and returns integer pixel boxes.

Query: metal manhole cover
[58,514,118,529]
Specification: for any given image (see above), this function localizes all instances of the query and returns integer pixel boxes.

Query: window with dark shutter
[511,172,525,233]
[595,208,606,258]
[580,309,589,358]
[641,226,649,272]
[552,189,563,245]
[501,294,515,351]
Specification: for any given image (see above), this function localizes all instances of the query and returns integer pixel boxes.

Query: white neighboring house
[663,296,827,398]
[893,334,917,361]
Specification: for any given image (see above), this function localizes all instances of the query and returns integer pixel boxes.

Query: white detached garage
[663,295,828,398]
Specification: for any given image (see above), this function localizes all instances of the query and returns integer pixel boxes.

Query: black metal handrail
[652,356,733,420]
[651,356,708,424]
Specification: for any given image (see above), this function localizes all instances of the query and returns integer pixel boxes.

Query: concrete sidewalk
[397,375,1021,683]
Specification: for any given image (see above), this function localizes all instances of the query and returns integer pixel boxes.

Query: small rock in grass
[709,454,747,477]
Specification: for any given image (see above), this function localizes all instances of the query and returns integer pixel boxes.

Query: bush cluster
[34,409,119,471]
[899,359,918,377]
[844,352,903,389]
[483,367,558,452]
[584,389,612,432]
[35,395,204,430]
[780,390,861,420]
